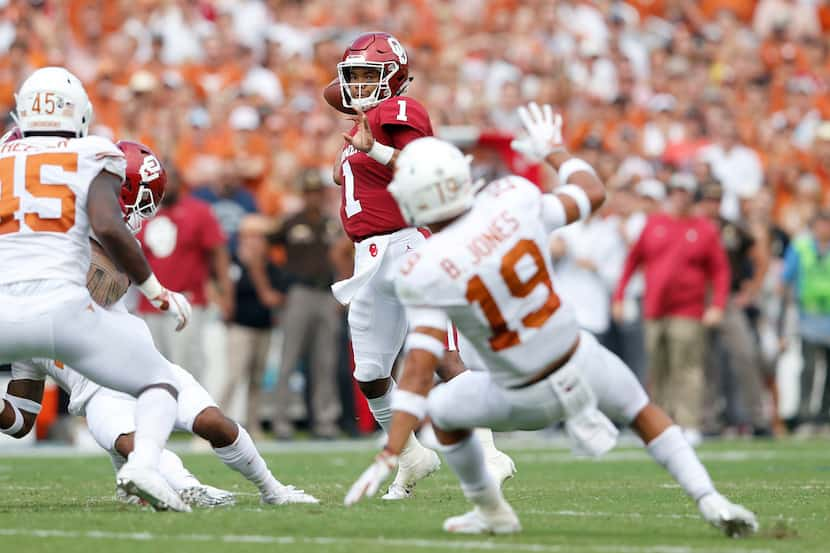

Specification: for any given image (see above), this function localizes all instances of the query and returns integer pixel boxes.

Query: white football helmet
[13,67,93,138]
[388,137,482,226]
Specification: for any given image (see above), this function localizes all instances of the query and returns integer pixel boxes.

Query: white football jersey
[12,357,99,416]
[0,135,126,287]
[395,176,580,388]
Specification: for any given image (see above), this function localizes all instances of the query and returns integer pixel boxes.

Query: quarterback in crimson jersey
[328,32,514,500]
[337,94,433,241]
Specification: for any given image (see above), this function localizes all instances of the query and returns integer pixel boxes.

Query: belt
[353,228,405,243]
[509,336,580,390]
[353,227,430,243]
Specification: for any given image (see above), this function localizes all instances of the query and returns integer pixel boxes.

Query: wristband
[367,140,395,165]
[138,273,164,300]
[558,158,597,185]
[0,400,23,436]
[390,389,428,420]
[4,393,42,415]
[404,332,447,359]
[557,184,592,220]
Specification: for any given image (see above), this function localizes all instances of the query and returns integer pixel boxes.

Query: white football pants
[0,283,178,396]
[85,365,216,452]
[428,330,649,431]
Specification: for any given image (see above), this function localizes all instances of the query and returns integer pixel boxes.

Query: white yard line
[525,509,700,520]
[0,528,775,553]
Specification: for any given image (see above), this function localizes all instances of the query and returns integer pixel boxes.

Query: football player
[2,141,317,508]
[0,67,190,512]
[328,32,514,499]
[344,103,758,538]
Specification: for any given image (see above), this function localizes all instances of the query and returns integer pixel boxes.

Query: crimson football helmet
[116,140,166,233]
[337,32,410,111]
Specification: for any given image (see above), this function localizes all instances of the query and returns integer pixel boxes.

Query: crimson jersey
[338,95,433,242]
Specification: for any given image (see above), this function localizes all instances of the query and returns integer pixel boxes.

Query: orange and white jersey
[395,176,579,388]
[0,135,125,287]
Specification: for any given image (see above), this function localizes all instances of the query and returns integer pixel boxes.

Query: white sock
[365,381,396,433]
[366,381,426,458]
[474,428,499,457]
[647,425,715,501]
[129,387,178,469]
[213,424,279,494]
[159,449,201,491]
[442,434,503,511]
[109,452,126,477]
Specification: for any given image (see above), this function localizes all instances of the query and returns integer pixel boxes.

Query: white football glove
[344,450,398,507]
[138,274,192,331]
[148,289,192,331]
[510,102,565,162]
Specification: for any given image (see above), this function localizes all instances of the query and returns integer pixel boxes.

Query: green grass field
[0,438,827,553]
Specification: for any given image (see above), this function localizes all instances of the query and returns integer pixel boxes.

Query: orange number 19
[465,239,561,351]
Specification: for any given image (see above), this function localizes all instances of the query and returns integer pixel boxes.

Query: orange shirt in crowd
[699,0,756,22]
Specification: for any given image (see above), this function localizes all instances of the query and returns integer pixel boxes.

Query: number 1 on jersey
[396,100,408,122]
[342,160,362,218]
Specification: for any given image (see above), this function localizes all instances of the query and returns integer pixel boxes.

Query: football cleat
[443,505,522,535]
[382,446,440,500]
[698,492,759,538]
[115,486,147,507]
[179,485,236,508]
[261,484,320,505]
[116,463,191,513]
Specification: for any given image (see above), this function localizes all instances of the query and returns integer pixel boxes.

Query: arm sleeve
[378,97,433,150]
[613,225,647,302]
[79,136,127,180]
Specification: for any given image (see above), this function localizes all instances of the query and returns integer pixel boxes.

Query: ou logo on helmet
[139,154,162,182]
[388,37,407,65]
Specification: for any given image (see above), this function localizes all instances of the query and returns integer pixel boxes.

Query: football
[323,77,356,115]
[86,239,131,308]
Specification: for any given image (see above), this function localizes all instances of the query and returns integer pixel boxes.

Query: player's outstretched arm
[344,325,443,506]
[0,378,44,439]
[511,102,606,226]
[87,170,192,331]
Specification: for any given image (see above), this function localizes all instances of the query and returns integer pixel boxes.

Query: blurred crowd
[1,0,830,442]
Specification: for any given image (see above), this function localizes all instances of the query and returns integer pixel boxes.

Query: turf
[0,438,827,553]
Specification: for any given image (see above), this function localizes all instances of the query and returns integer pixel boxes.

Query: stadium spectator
[781,210,830,434]
[270,171,342,439]
[219,215,288,434]
[613,173,730,445]
[697,181,770,436]
[137,169,233,381]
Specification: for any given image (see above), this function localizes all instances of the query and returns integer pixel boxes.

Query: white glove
[343,450,398,506]
[510,102,565,162]
[139,274,192,331]
[697,492,759,538]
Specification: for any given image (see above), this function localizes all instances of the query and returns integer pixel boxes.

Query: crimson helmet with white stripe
[116,140,166,233]
[337,32,410,111]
